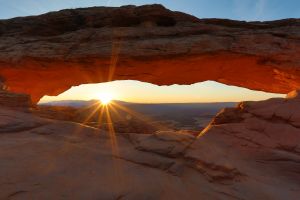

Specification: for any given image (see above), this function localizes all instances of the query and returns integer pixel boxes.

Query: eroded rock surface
[0,4,300,102]
[186,92,300,199]
[0,90,32,110]
[0,94,299,199]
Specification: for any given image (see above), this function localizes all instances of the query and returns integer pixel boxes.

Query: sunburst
[98,92,113,105]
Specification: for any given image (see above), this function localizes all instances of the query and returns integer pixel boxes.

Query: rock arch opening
[35,80,284,133]
[38,80,284,104]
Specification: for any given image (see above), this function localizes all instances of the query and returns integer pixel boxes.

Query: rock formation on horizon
[0,4,299,102]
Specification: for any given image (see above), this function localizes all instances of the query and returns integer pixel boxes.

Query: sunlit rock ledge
[0,93,299,199]
[0,4,300,102]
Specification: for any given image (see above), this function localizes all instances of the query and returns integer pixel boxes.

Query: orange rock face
[0,4,300,102]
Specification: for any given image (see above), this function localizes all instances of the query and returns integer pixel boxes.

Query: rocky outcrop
[0,4,300,102]
[0,93,299,199]
[185,90,300,199]
[0,90,31,109]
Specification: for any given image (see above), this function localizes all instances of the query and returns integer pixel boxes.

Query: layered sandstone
[0,90,31,109]
[0,4,300,102]
[0,93,299,199]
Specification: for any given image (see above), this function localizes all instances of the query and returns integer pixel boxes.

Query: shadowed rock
[0,90,32,110]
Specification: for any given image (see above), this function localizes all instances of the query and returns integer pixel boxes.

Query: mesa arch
[0,4,300,103]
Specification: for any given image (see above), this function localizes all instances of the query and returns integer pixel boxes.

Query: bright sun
[98,93,113,105]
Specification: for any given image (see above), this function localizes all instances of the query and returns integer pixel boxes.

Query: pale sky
[39,81,284,103]
[1,0,295,103]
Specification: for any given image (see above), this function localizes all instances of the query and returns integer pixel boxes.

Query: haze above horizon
[1,0,296,103]
[39,81,285,104]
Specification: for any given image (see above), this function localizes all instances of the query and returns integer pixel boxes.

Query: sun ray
[111,102,169,130]
[97,105,106,129]
[105,106,119,155]
[108,104,123,121]
[108,34,122,81]
[81,103,102,125]
[103,104,125,193]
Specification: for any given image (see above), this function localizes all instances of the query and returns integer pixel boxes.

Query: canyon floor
[0,92,299,200]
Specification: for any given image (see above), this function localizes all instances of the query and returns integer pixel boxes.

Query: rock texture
[0,94,299,199]
[0,90,31,109]
[0,4,300,102]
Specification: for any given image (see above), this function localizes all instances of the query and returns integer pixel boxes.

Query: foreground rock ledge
[0,4,300,102]
[0,94,299,199]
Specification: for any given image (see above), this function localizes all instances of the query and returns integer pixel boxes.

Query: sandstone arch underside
[0,4,300,103]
